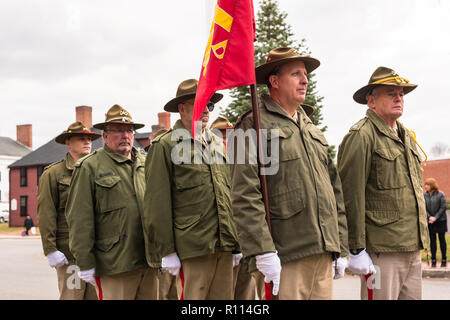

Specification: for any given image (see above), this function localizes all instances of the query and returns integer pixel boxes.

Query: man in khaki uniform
[38,121,100,300]
[210,116,257,300]
[146,128,182,301]
[231,47,349,300]
[65,105,159,300]
[144,79,241,300]
[337,67,429,300]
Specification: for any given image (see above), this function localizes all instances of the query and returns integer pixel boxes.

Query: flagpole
[249,84,279,300]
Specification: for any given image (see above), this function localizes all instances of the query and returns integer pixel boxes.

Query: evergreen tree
[220,0,335,158]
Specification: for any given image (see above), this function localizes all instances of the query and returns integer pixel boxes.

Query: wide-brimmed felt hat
[163,79,223,113]
[55,121,101,144]
[210,116,234,130]
[93,104,145,130]
[353,66,417,104]
[256,47,320,85]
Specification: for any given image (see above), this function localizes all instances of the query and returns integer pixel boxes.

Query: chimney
[76,106,93,129]
[16,124,32,148]
[158,112,171,130]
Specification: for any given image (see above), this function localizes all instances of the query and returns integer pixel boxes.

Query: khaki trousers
[182,251,233,300]
[96,267,159,300]
[252,270,266,300]
[233,261,256,300]
[158,271,182,300]
[56,263,98,300]
[279,252,333,300]
[361,251,422,300]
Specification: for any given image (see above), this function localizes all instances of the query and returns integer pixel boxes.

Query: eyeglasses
[106,128,135,135]
[206,101,215,112]
[182,101,215,112]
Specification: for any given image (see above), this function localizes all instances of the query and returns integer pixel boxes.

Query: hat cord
[407,129,428,171]
[371,76,410,85]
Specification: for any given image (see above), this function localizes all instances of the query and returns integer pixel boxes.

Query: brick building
[8,106,171,227]
[422,157,450,198]
[0,131,32,222]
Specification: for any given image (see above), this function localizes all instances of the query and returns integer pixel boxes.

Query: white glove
[162,252,181,276]
[348,249,377,275]
[232,253,243,268]
[332,257,348,279]
[78,268,96,286]
[255,252,281,296]
[46,250,69,268]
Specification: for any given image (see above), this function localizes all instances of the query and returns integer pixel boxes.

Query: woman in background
[424,178,448,267]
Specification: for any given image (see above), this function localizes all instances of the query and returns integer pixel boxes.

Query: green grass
[0,222,24,234]
[421,233,450,263]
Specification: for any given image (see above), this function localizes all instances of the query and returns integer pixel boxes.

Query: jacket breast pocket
[270,126,301,162]
[308,128,329,166]
[374,148,406,189]
[57,176,71,209]
[173,164,207,216]
[94,175,125,239]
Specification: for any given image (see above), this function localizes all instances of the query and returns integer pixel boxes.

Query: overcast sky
[1,0,449,159]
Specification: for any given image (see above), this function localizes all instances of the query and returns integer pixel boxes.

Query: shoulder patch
[235,110,253,128]
[350,117,368,131]
[74,150,96,167]
[44,159,64,171]
[151,129,172,143]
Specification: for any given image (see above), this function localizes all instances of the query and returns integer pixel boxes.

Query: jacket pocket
[269,126,301,161]
[308,128,329,166]
[374,148,406,189]
[174,214,202,230]
[174,164,205,190]
[95,234,120,253]
[57,176,71,209]
[269,188,305,220]
[95,175,123,213]
[366,198,400,227]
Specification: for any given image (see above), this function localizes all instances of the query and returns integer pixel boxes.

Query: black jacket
[424,191,447,222]
[24,217,34,229]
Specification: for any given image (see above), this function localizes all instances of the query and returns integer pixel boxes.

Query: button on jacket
[338,109,429,253]
[231,94,348,267]
[143,120,240,261]
[65,146,156,276]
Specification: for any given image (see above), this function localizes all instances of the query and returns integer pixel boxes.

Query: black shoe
[441,259,446,268]
[432,259,437,267]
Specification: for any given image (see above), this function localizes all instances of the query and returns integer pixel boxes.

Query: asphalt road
[1,237,450,300]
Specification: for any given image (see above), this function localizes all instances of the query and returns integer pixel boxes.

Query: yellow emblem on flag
[202,4,234,76]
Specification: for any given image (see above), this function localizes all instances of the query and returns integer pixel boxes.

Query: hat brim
[256,56,320,85]
[93,120,145,131]
[163,92,224,113]
[353,83,417,105]
[55,132,102,144]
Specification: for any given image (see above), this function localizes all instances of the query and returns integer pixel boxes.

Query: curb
[0,234,41,239]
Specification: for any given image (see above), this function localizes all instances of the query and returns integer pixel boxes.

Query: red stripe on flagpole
[179,267,185,300]
[365,274,373,300]
[264,282,272,300]
[95,276,103,300]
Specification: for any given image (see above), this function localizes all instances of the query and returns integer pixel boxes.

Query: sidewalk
[422,261,450,278]
[0,229,40,239]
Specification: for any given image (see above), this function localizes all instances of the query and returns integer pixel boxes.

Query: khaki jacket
[37,153,75,261]
[231,94,348,266]
[143,120,240,261]
[337,109,429,252]
[65,146,156,276]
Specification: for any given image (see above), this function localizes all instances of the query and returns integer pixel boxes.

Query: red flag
[192,0,256,137]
